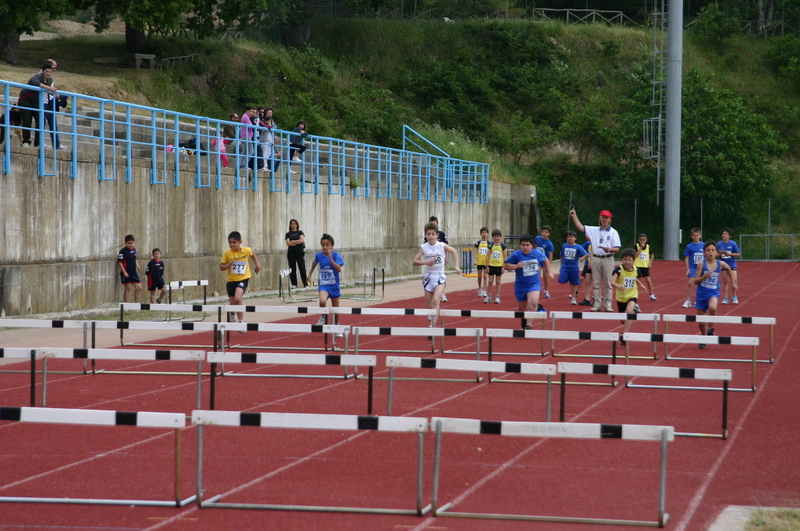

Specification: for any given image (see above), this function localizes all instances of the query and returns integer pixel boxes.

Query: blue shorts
[694,290,718,311]
[148,280,165,291]
[319,284,341,299]
[558,267,580,286]
[121,270,140,284]
[514,281,541,302]
[227,279,249,298]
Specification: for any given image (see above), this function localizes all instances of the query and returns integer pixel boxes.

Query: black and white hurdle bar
[206,351,376,413]
[622,332,759,392]
[485,328,620,387]
[192,410,430,515]
[550,311,661,360]
[557,362,732,439]
[0,406,193,507]
[167,279,209,305]
[385,357,556,420]
[351,326,484,382]
[0,320,97,378]
[330,308,439,353]
[430,417,673,527]
[439,309,549,356]
[0,348,38,406]
[662,314,776,363]
[36,348,205,408]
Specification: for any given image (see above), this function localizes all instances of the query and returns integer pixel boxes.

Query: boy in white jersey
[413,222,461,328]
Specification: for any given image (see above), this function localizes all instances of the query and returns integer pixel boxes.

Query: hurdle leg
[174,428,182,506]
[751,345,757,391]
[210,363,217,410]
[416,431,426,515]
[770,324,774,362]
[658,428,670,527]
[196,361,202,409]
[387,367,394,416]
[41,358,48,407]
[431,420,444,516]
[196,424,204,506]
[30,350,36,407]
[474,329,481,383]
[551,315,556,356]
[487,337,493,381]
[652,317,659,359]
[722,381,729,439]
[546,374,552,422]
[559,373,567,421]
[367,366,374,415]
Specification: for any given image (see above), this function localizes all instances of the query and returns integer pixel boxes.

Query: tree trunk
[125,23,147,53]
[756,0,767,35]
[766,0,775,33]
[0,29,21,65]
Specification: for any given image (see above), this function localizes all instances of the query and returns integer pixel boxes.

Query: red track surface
[0,261,798,530]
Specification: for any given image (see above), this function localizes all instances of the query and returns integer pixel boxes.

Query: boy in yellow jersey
[473,227,490,298]
[485,229,509,304]
[611,248,645,346]
[220,231,261,329]
[634,233,657,301]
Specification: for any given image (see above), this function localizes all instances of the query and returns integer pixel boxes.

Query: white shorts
[422,273,446,293]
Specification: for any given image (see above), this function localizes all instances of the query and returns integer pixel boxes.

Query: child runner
[535,225,555,299]
[145,248,166,304]
[578,236,594,306]
[694,240,736,349]
[559,230,588,305]
[474,227,490,298]
[117,235,142,303]
[426,216,450,302]
[504,234,552,330]
[219,231,261,331]
[413,222,460,328]
[485,229,509,304]
[308,233,345,337]
[682,228,704,308]
[717,227,740,304]
[635,233,657,301]
[611,248,645,346]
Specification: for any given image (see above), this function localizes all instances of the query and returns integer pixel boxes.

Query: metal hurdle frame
[550,311,661,360]
[167,279,209,305]
[0,320,99,377]
[193,410,431,515]
[623,332,760,392]
[279,268,386,303]
[278,269,317,303]
[0,406,194,507]
[332,308,439,354]
[430,417,673,527]
[0,348,39,406]
[557,362,732,439]
[385,357,556,420]
[34,348,205,408]
[351,326,484,383]
[485,328,619,387]
[207,350,376,413]
[439,309,549,356]
[662,314,776,363]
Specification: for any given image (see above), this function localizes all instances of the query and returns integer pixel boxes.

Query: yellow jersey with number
[634,243,652,268]
[222,247,254,282]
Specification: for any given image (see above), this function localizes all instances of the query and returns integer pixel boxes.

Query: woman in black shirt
[285,219,308,288]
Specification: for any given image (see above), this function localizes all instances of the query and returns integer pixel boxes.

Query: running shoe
[707,327,715,336]
[316,315,326,326]
[440,293,448,302]
[619,334,626,347]
[682,299,692,308]
[721,297,729,305]
[537,304,546,313]
[238,319,245,334]
[494,297,501,304]
[544,291,551,299]
[732,295,739,304]
[477,289,483,297]
[590,306,601,312]
[650,293,657,301]
[570,297,577,305]
[578,299,592,306]
[699,343,707,349]
[484,296,491,304]
[634,304,641,314]
[524,325,532,330]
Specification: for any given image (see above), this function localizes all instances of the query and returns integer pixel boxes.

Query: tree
[756,0,775,36]
[489,111,554,164]
[0,0,76,64]
[691,3,740,52]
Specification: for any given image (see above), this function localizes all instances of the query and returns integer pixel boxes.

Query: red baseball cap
[599,210,613,218]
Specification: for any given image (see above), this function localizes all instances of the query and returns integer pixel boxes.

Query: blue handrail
[1,79,489,203]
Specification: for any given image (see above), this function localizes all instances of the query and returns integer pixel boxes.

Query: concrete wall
[0,151,535,315]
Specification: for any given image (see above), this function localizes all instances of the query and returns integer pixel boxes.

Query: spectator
[238,106,257,168]
[290,120,308,162]
[17,62,59,149]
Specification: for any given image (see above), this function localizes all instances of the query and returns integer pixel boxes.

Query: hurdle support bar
[208,350,374,413]
[386,357,554,420]
[662,314,775,363]
[550,311,661,360]
[278,269,318,303]
[430,417,672,527]
[623,332,759,392]
[193,411,430,516]
[338,267,386,301]
[0,407,194,507]
[558,362,731,439]
[440,309,548,356]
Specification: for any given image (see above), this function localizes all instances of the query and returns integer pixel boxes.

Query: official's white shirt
[583,225,621,256]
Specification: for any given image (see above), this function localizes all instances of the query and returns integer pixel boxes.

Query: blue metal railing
[1,79,489,203]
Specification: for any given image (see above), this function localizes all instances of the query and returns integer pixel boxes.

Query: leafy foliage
[690,3,741,51]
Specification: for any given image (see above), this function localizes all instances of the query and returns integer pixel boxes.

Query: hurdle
[622,332,760,392]
[35,348,205,408]
[550,311,661,359]
[430,417,673,526]
[662,314,776,363]
[0,348,38,406]
[485,328,619,387]
[193,410,430,515]
[339,267,386,301]
[439,309,549,355]
[167,279,209,305]
[557,362,732,439]
[351,327,484,380]
[207,351,376,413]
[331,308,438,354]
[461,248,476,276]
[385,357,556,420]
[278,269,317,303]
[0,406,193,507]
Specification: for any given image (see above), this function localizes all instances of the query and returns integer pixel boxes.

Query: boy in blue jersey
[145,248,166,304]
[118,235,142,303]
[505,234,552,330]
[717,227,740,304]
[693,240,736,348]
[558,231,588,305]
[535,225,555,299]
[682,228,704,308]
[309,233,345,335]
